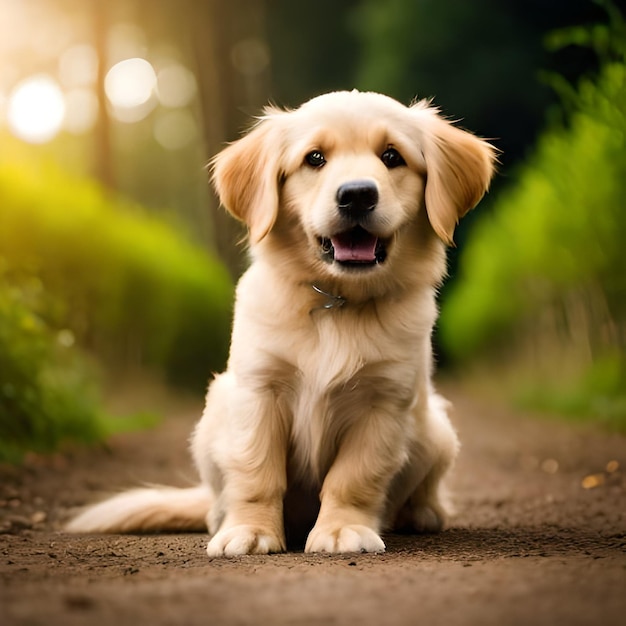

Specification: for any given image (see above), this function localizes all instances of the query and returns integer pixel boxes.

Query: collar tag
[311,284,346,312]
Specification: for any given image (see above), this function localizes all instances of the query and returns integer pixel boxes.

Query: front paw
[206,525,285,556]
[305,524,385,554]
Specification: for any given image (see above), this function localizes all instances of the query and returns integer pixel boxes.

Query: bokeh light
[153,109,197,150]
[156,63,197,108]
[105,57,156,109]
[7,75,66,143]
[105,57,157,123]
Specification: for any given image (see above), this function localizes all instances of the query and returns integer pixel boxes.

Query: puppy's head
[212,91,496,289]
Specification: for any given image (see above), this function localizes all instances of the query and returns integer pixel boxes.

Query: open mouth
[319,226,388,268]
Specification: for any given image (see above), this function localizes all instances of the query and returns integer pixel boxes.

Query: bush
[0,160,233,389]
[0,159,233,460]
[0,281,104,463]
[439,43,626,427]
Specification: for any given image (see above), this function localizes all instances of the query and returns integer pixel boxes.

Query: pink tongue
[331,230,378,263]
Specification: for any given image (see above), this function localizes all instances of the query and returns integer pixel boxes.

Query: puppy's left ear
[211,110,284,244]
[411,102,497,245]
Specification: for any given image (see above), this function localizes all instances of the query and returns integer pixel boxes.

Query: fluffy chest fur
[228,268,438,484]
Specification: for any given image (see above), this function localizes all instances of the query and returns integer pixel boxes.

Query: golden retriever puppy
[67,90,496,555]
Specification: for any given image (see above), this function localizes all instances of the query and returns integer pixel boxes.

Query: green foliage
[0,281,104,463]
[0,159,233,460]
[0,159,233,389]
[354,0,526,110]
[439,31,626,427]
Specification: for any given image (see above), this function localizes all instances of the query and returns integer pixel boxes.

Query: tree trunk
[185,0,270,279]
[93,1,115,191]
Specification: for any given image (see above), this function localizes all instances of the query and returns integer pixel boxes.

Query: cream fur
[67,91,496,556]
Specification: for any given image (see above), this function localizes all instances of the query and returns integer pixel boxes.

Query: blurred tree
[180,0,272,277]
[266,0,361,106]
[92,0,114,190]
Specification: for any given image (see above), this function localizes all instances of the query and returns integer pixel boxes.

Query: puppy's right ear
[211,112,283,244]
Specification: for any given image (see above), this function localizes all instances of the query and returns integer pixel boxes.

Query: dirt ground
[1,383,624,626]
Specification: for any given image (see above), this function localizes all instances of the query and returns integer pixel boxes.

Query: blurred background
[0,0,624,461]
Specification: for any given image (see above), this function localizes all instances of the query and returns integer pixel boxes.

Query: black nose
[336,180,379,217]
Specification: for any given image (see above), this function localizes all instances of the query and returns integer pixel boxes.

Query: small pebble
[31,511,47,524]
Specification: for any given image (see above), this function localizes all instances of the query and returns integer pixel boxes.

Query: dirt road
[1,385,624,626]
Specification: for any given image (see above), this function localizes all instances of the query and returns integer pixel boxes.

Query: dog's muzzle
[318,180,388,268]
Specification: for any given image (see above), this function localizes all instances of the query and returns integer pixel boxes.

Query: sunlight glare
[7,75,65,143]
[105,58,156,109]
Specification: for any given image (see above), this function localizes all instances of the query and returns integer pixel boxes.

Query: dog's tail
[65,485,211,534]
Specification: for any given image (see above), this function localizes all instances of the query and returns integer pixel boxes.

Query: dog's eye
[381,147,406,169]
[305,150,326,168]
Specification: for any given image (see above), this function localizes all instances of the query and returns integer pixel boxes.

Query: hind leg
[406,455,455,533]
[388,394,459,533]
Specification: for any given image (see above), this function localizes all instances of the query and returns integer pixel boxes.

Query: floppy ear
[211,113,283,244]
[411,102,496,245]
